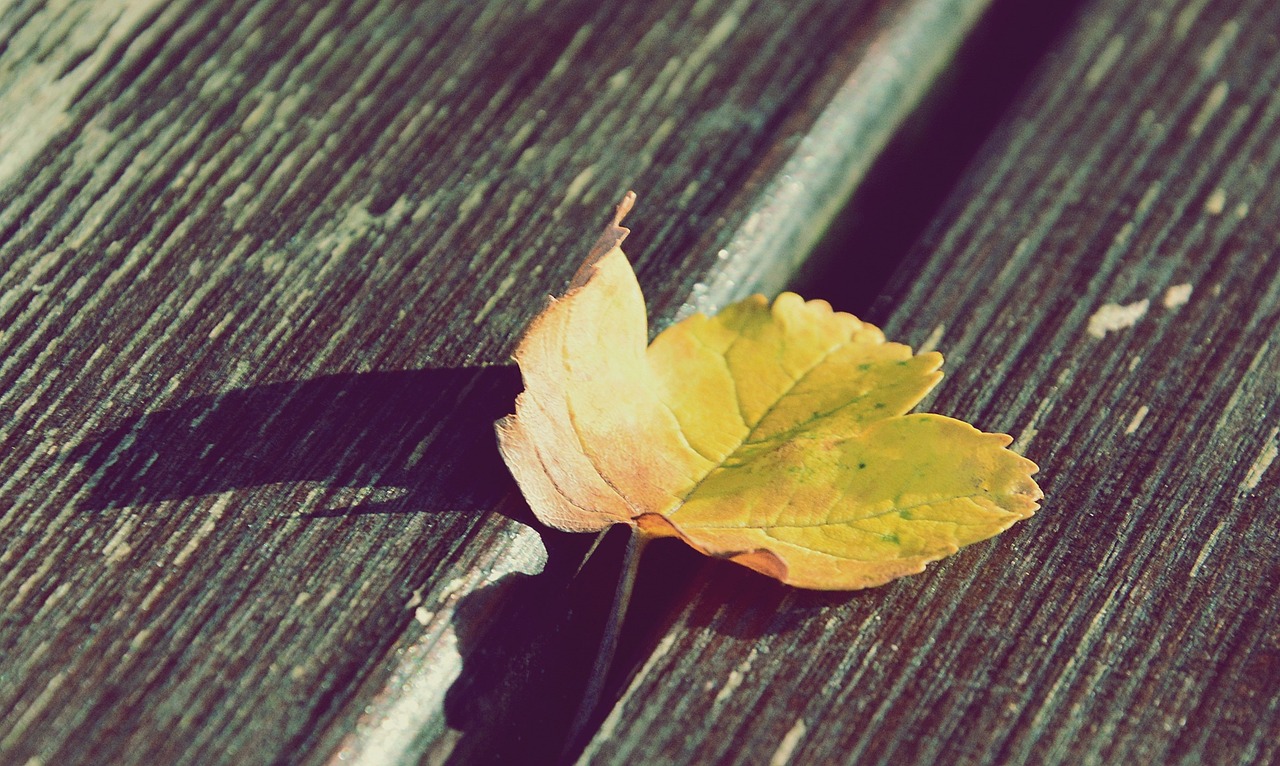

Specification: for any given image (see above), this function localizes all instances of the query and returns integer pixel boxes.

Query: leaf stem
[561,526,649,763]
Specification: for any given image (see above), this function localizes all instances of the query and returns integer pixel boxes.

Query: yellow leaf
[497,195,1041,590]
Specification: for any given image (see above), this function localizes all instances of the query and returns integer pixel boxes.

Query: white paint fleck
[590,632,678,747]
[769,718,808,766]
[129,628,153,650]
[636,117,676,171]
[436,576,469,603]
[1240,427,1278,493]
[0,671,66,751]
[1084,35,1126,89]
[1112,221,1135,248]
[102,517,136,562]
[1136,181,1163,217]
[314,486,409,511]
[241,96,272,132]
[1188,81,1228,137]
[1088,299,1149,338]
[457,181,490,217]
[917,323,945,354]
[1190,520,1226,579]
[546,24,593,79]
[505,119,536,152]
[664,8,743,101]
[1174,0,1214,38]
[314,204,378,258]
[607,68,631,89]
[1163,283,1193,309]
[1199,21,1239,73]
[560,164,597,209]
[1081,582,1123,645]
[208,311,235,339]
[261,252,287,274]
[33,581,73,620]
[1012,369,1070,454]
[1235,202,1249,219]
[714,668,745,704]
[7,556,55,612]
[411,192,438,221]
[1124,405,1150,434]
[317,585,343,610]
[172,496,231,566]
[714,650,757,705]
[413,606,434,626]
[472,273,518,326]
[1204,188,1226,215]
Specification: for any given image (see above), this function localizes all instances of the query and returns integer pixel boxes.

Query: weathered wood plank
[580,0,1280,763]
[0,0,997,763]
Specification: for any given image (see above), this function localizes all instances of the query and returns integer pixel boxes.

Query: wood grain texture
[581,0,1280,763]
[0,0,996,763]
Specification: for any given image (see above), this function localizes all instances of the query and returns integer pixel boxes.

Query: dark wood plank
[0,0,997,763]
[580,0,1280,763]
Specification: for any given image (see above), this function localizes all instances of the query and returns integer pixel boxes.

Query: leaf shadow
[70,366,529,521]
[438,535,862,764]
[674,554,865,641]
[441,526,635,765]
[67,364,903,761]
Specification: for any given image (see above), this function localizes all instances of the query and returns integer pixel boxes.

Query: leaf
[496,194,1041,590]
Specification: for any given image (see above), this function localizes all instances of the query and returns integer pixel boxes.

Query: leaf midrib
[666,331,861,515]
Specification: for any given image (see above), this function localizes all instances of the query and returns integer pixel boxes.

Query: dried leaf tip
[613,190,636,224]
[573,191,638,289]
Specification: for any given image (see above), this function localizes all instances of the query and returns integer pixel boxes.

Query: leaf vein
[687,330,750,430]
[670,333,855,512]
[560,302,645,517]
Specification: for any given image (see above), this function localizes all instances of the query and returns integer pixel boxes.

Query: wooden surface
[0,0,1006,764]
[580,0,1280,763]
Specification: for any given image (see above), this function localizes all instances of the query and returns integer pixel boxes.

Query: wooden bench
[2,0,1276,763]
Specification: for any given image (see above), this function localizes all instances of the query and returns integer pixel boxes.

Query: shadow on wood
[792,0,1084,315]
[440,528,621,765]
[435,526,878,764]
[70,367,527,520]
